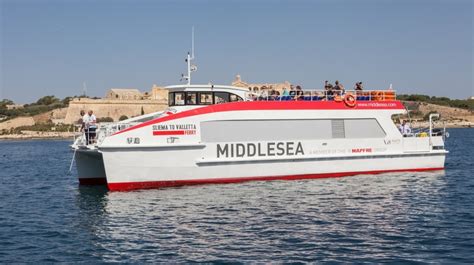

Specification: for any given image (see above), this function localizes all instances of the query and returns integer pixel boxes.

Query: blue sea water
[0,128,473,263]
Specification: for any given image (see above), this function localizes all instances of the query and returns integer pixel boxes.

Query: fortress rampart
[64,98,168,124]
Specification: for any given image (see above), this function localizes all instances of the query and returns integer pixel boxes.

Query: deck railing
[249,90,397,102]
[73,122,140,147]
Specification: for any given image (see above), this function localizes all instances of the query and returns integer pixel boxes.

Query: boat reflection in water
[74,171,447,262]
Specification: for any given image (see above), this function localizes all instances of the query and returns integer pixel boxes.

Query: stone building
[6,104,24,110]
[106,88,143,100]
[149,85,169,100]
[232,74,292,94]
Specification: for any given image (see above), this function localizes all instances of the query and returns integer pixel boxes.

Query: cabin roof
[164,84,248,92]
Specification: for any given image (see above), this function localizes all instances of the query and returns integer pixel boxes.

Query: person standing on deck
[82,111,90,145]
[399,120,412,137]
[79,110,85,132]
[87,110,97,144]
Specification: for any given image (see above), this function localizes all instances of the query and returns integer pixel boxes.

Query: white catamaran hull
[75,149,107,185]
[99,101,447,191]
[103,147,445,191]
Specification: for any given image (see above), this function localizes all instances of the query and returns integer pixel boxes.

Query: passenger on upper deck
[271,89,280,100]
[324,80,332,90]
[295,85,303,100]
[354,82,363,91]
[399,120,412,137]
[260,88,269,100]
[333,80,345,95]
[289,85,296,99]
[282,88,289,96]
[324,81,334,100]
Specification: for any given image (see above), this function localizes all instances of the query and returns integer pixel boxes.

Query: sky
[0,0,473,103]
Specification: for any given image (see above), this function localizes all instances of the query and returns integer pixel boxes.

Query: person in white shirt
[86,110,97,144]
[82,110,97,144]
[399,120,412,137]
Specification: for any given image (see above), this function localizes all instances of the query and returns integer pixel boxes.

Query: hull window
[344,119,386,138]
[202,120,333,142]
[201,119,386,143]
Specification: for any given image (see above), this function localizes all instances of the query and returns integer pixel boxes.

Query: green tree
[61,97,73,106]
[119,115,129,121]
[0,99,14,108]
[36,95,60,106]
[97,117,114,122]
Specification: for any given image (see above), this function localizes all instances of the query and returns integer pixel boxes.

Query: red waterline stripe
[113,100,405,136]
[152,130,185,136]
[107,167,444,191]
[79,177,107,185]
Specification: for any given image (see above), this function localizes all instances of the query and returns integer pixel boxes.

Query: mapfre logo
[352,148,372,153]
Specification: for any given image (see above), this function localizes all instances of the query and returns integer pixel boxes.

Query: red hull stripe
[114,100,405,136]
[107,167,444,191]
[79,177,107,185]
[153,130,185,136]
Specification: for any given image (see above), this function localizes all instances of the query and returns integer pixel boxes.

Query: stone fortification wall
[64,98,168,124]
[32,108,68,124]
[0,117,35,130]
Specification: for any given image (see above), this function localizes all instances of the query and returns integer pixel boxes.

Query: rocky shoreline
[0,131,77,140]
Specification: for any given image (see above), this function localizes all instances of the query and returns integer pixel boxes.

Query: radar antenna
[181,26,197,85]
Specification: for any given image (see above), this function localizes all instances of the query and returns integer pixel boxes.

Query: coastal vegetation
[1,122,75,135]
[97,117,114,122]
[397,94,474,111]
[1,96,72,120]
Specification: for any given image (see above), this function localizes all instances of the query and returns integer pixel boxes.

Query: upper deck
[166,84,398,108]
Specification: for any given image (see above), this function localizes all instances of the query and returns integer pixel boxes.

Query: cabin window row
[201,119,386,142]
[169,92,243,106]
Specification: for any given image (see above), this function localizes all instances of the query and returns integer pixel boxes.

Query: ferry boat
[71,49,448,191]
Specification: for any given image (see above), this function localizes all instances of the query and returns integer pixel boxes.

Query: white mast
[82,81,87,96]
[182,27,197,85]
